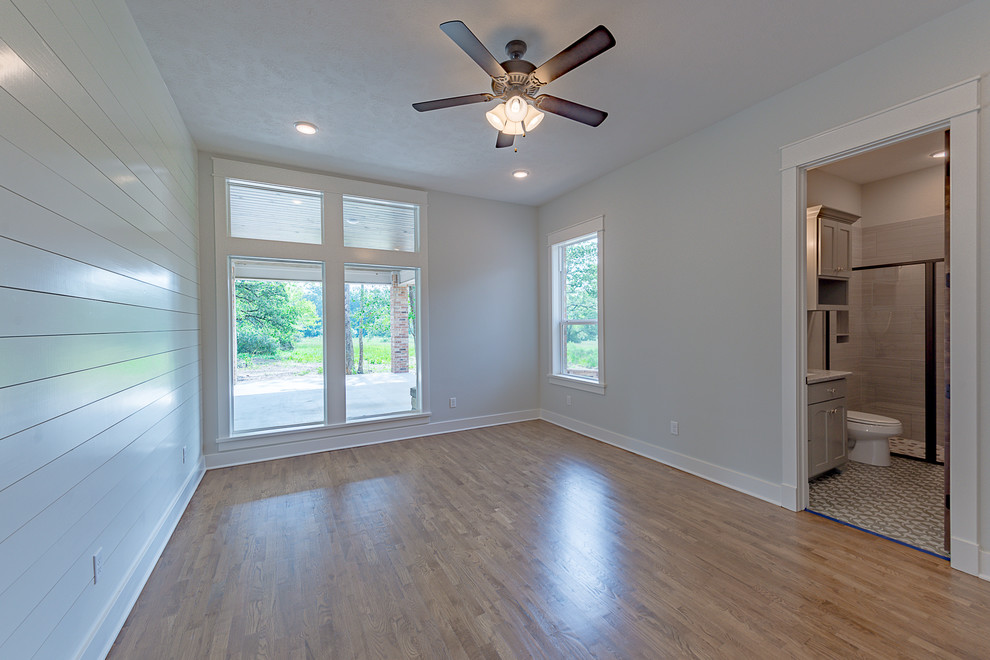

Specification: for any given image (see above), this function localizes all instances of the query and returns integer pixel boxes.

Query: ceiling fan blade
[412,93,494,112]
[535,95,608,127]
[531,25,615,86]
[495,132,515,149]
[440,21,508,81]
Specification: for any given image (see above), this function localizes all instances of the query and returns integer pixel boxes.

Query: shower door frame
[835,259,944,465]
[779,79,980,576]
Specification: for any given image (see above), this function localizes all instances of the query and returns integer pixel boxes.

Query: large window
[212,158,428,443]
[231,259,324,433]
[549,216,604,393]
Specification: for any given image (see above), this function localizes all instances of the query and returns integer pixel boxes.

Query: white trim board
[779,78,981,577]
[980,549,990,582]
[79,458,206,660]
[540,410,783,506]
[205,410,541,469]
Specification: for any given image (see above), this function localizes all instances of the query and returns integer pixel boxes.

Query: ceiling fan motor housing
[492,59,538,98]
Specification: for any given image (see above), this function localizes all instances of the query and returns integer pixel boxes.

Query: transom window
[228,179,323,244]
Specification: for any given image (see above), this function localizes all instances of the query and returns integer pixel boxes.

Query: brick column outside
[390,273,409,373]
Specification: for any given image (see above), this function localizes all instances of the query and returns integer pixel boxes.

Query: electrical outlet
[449,397,456,408]
[566,395,572,406]
[93,548,103,584]
[670,421,679,435]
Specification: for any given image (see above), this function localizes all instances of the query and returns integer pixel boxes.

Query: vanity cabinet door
[808,401,831,477]
[826,401,848,465]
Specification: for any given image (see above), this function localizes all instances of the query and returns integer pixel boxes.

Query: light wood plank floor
[109,421,990,658]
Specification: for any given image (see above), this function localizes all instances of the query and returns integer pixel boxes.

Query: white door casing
[779,79,980,576]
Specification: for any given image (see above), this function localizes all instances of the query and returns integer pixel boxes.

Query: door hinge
[945,383,950,400]
[945,494,950,510]
[945,272,950,288]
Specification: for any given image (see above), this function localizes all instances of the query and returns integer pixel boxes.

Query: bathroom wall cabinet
[807,205,859,310]
[808,378,848,478]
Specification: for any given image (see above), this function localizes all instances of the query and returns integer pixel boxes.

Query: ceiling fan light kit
[504,95,528,122]
[413,21,615,149]
[485,104,508,131]
[486,102,545,133]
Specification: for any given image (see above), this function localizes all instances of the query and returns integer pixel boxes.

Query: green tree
[235,280,318,355]
[564,238,598,341]
[347,284,391,373]
[299,281,323,337]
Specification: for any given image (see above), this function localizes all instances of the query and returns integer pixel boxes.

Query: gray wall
[427,191,539,423]
[539,0,990,548]
[0,0,201,657]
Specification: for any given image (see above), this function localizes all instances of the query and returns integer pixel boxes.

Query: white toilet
[847,410,902,467]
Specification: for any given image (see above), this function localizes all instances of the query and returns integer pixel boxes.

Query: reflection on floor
[888,436,945,463]
[808,456,947,558]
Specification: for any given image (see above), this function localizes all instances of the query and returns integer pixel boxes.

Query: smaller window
[549,217,604,393]
[343,196,418,252]
[344,265,420,420]
[228,179,323,244]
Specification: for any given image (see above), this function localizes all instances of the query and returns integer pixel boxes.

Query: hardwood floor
[109,421,990,659]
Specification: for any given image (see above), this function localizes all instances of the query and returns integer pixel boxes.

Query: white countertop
[806,369,852,384]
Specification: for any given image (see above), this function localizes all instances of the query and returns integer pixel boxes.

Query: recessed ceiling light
[345,218,359,225]
[929,150,947,158]
[294,121,318,135]
[512,169,529,179]
[291,199,303,205]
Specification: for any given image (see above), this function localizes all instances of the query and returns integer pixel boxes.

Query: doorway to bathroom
[779,79,980,575]
[802,131,949,558]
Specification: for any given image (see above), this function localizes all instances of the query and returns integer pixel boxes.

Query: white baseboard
[80,459,206,660]
[950,537,981,577]
[540,410,783,506]
[779,483,800,512]
[205,409,542,469]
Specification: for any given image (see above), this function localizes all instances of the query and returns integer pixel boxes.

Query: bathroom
[804,131,948,557]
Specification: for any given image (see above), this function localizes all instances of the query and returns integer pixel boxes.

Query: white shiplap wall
[0,1,202,658]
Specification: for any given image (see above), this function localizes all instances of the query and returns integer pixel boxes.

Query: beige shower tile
[858,229,878,265]
[876,334,925,358]
[874,381,925,408]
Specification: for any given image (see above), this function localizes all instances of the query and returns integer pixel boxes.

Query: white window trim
[211,158,430,444]
[229,256,327,434]
[548,215,605,394]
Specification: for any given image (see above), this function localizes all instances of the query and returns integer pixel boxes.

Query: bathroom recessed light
[929,150,947,158]
[294,121,318,135]
[512,169,529,179]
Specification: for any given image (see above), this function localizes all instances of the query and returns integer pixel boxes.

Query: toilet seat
[847,410,901,427]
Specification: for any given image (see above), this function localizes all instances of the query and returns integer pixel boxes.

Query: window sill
[218,412,431,451]
[547,374,605,395]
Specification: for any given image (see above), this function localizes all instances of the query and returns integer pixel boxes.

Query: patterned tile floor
[808,456,947,558]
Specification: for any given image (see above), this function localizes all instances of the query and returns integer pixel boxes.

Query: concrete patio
[233,371,417,431]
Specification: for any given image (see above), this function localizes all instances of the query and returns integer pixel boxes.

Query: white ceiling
[815,131,947,184]
[124,0,970,206]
